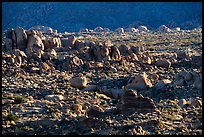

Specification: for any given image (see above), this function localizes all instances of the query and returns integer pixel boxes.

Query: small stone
[30,67,40,73]
[45,95,64,101]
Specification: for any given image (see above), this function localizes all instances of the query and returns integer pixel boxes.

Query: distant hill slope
[2,2,202,32]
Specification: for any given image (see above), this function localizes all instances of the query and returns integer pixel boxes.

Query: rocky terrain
[2,26,202,135]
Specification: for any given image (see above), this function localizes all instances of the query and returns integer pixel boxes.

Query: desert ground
[2,26,202,135]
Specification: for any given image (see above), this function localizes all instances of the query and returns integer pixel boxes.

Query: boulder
[14,27,28,51]
[73,40,85,50]
[87,105,104,117]
[49,37,61,49]
[124,27,138,33]
[67,35,77,47]
[100,46,110,61]
[62,56,84,70]
[125,72,152,90]
[119,44,131,56]
[157,25,172,33]
[82,85,98,91]
[155,59,171,68]
[110,46,121,61]
[178,99,187,107]
[115,27,124,33]
[102,88,125,99]
[13,49,27,66]
[94,27,104,32]
[120,89,157,114]
[138,26,148,32]
[191,99,202,107]
[27,34,44,51]
[151,73,159,81]
[69,76,87,89]
[154,79,172,90]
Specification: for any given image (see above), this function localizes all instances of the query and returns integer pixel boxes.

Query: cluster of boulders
[79,27,111,33]
[172,70,202,89]
[115,25,149,33]
[79,25,184,34]
[2,26,61,65]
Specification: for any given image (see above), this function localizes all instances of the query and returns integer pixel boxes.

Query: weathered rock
[62,56,84,70]
[49,37,61,49]
[69,76,87,89]
[13,49,27,66]
[67,35,77,47]
[74,40,85,50]
[115,27,124,33]
[142,56,152,64]
[103,40,112,47]
[14,27,28,51]
[119,44,131,56]
[178,99,187,106]
[110,45,121,61]
[27,34,44,53]
[87,105,104,117]
[154,79,172,90]
[29,26,54,34]
[103,88,125,99]
[120,89,157,113]
[155,59,171,68]
[45,95,64,101]
[157,25,172,33]
[100,46,111,61]
[125,72,152,90]
[125,27,138,33]
[82,85,98,91]
[88,44,102,61]
[138,26,149,32]
[151,73,159,81]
